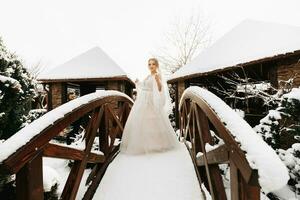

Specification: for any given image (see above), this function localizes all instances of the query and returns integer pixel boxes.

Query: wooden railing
[0,91,133,200]
[1,87,282,200]
[179,87,260,200]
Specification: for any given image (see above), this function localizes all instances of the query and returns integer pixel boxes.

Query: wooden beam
[230,160,239,200]
[61,107,103,200]
[106,104,124,132]
[82,148,120,200]
[43,143,105,163]
[195,106,216,199]
[16,152,43,200]
[195,107,227,200]
[196,144,229,166]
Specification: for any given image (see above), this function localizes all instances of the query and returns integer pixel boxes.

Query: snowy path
[93,142,208,200]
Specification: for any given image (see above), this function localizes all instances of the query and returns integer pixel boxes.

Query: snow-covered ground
[94,142,209,200]
[43,157,92,199]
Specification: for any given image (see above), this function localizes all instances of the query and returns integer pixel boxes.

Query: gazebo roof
[38,47,132,83]
[168,19,300,82]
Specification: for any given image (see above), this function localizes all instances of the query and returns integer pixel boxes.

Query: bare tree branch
[153,12,212,75]
[28,60,45,79]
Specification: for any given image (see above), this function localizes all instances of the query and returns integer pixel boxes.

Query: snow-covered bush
[254,87,300,195]
[0,38,36,139]
[23,108,47,125]
[278,144,300,195]
[168,83,177,130]
[0,37,41,199]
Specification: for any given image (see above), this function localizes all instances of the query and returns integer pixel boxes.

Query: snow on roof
[38,47,129,81]
[169,19,300,81]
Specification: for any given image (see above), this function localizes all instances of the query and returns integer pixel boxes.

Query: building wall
[107,81,119,90]
[174,80,186,128]
[177,80,186,102]
[50,83,66,110]
[277,62,300,87]
[106,81,121,109]
[47,80,133,111]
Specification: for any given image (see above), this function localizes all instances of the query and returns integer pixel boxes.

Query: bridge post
[230,161,260,200]
[16,151,43,200]
[230,161,239,200]
[239,176,260,200]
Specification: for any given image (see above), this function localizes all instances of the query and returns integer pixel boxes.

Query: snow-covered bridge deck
[94,142,207,200]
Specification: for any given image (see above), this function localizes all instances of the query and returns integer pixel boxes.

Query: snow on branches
[0,38,36,139]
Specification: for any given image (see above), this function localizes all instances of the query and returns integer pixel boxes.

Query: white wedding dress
[93,74,205,200]
[119,73,181,155]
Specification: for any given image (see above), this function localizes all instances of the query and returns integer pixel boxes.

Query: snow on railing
[0,90,132,163]
[180,86,289,193]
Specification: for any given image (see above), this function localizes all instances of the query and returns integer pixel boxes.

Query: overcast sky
[1,0,300,79]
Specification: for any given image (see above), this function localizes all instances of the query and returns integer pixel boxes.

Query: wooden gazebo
[38,47,134,110]
[168,19,300,126]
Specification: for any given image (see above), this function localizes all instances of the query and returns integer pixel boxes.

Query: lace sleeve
[135,80,142,98]
[156,71,173,115]
[152,73,172,116]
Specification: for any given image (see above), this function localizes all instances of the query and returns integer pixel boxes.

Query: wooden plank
[61,107,103,200]
[16,151,43,200]
[107,126,120,153]
[60,160,81,199]
[196,144,229,166]
[83,114,92,146]
[194,106,216,199]
[195,106,227,200]
[209,164,227,200]
[184,143,207,197]
[184,101,193,141]
[229,147,259,185]
[43,143,105,163]
[194,107,201,154]
[230,161,239,200]
[240,174,260,200]
[100,105,110,155]
[106,104,124,132]
[82,148,120,200]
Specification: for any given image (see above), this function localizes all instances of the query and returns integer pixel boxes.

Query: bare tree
[28,60,44,79]
[153,12,212,74]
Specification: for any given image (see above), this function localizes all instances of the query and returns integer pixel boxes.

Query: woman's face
[148,60,157,73]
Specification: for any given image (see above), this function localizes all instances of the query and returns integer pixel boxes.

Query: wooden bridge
[0,87,287,200]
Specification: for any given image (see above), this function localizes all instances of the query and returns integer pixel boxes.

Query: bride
[119,58,181,155]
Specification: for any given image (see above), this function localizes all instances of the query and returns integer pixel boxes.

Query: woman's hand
[154,73,162,92]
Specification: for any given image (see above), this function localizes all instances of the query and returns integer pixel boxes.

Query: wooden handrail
[0,90,133,200]
[179,86,260,200]
[0,87,284,200]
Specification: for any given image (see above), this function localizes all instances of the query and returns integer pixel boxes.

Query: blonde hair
[148,58,159,68]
